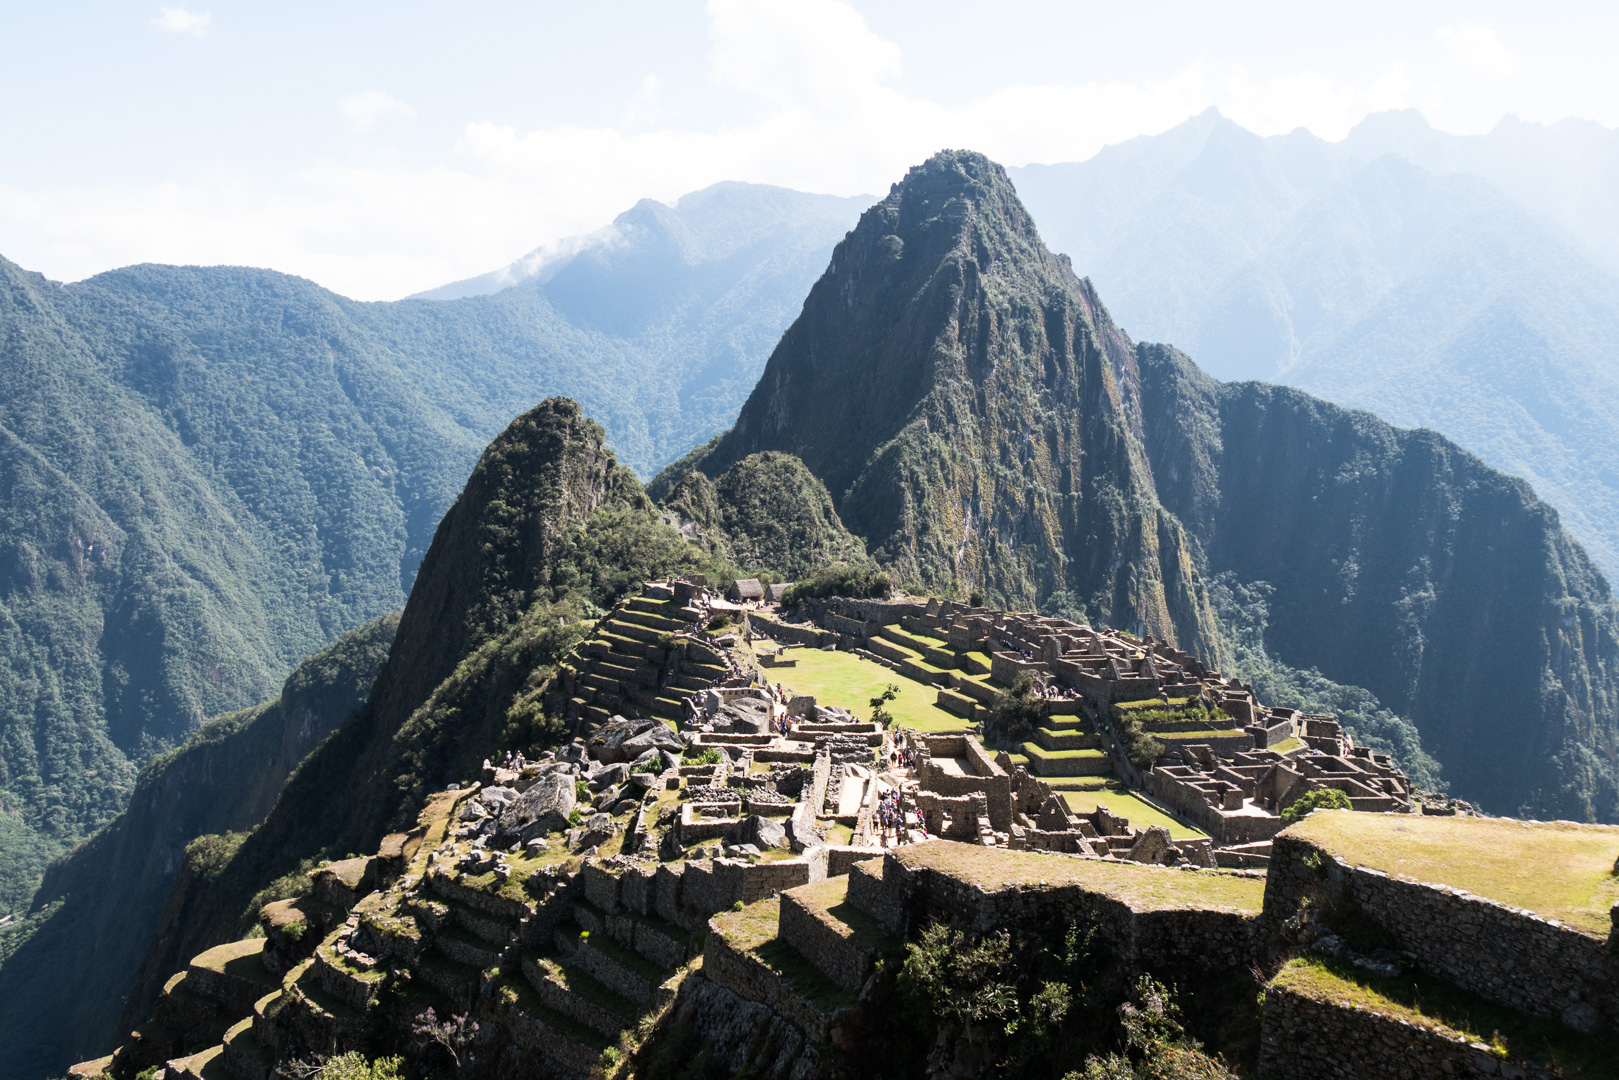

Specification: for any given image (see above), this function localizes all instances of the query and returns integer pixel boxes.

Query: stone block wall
[1264,834,1619,1031]
[1258,980,1553,1079]
[779,892,869,992]
[826,846,884,877]
[702,922,835,1044]
[748,612,832,648]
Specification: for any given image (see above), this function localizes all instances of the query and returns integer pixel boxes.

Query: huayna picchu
[41,149,1619,1080]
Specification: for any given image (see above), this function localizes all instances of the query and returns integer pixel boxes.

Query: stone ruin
[753,591,1425,868]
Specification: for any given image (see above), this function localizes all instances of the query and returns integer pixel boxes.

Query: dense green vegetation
[1279,788,1353,826]
[873,919,1243,1078]
[983,670,1049,743]
[659,451,869,578]
[780,564,894,606]
[1205,574,1444,791]
[0,183,858,937]
[0,615,395,1080]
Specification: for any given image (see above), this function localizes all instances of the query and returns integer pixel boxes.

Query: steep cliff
[0,614,395,1080]
[702,152,1221,658]
[1136,344,1619,818]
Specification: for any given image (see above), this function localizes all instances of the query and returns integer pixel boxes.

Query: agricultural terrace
[764,647,967,733]
[1060,785,1207,840]
[894,840,1265,913]
[1286,812,1619,937]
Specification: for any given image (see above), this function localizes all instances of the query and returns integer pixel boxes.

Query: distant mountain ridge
[1010,109,1619,575]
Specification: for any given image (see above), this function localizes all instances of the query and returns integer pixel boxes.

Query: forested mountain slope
[0,614,394,1080]
[0,182,859,923]
[112,399,730,1048]
[693,150,1619,823]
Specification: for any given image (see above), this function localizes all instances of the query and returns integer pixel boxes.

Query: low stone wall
[822,611,881,638]
[826,846,884,877]
[859,850,1256,973]
[779,892,867,992]
[1258,980,1553,1079]
[1264,834,1619,1031]
[748,612,832,648]
[702,924,836,1045]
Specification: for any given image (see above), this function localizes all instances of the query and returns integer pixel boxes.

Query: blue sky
[1,1,1613,299]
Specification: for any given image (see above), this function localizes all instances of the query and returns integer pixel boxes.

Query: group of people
[874,788,925,840]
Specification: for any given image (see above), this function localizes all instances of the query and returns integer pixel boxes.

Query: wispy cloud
[152,6,211,37]
[339,91,415,132]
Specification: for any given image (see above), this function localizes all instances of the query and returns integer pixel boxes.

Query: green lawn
[1061,786,1208,839]
[895,841,1264,912]
[1287,812,1619,937]
[771,648,967,732]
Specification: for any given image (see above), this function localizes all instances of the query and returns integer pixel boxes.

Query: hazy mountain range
[1011,108,1619,574]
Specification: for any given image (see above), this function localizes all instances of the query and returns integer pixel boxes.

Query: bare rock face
[712,698,772,735]
[622,723,683,757]
[589,716,658,763]
[502,773,577,839]
[727,814,788,850]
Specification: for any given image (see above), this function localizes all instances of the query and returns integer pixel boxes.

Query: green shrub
[984,671,1048,743]
[1280,788,1353,826]
[631,758,661,775]
[282,918,305,943]
[781,564,893,606]
[317,1054,404,1080]
[683,747,722,766]
[575,780,590,800]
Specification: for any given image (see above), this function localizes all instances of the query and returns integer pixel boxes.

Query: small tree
[984,670,1048,743]
[870,683,901,727]
[1280,787,1352,826]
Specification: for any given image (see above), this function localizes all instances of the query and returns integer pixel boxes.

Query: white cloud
[152,6,211,36]
[1438,25,1522,77]
[339,90,415,131]
[2,1,1586,302]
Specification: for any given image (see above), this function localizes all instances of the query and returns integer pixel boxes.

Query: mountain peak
[701,149,1217,652]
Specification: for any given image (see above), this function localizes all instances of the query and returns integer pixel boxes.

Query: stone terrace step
[1019,743,1113,777]
[523,952,639,1041]
[222,1016,272,1080]
[779,877,897,993]
[562,924,675,1008]
[187,938,281,1015]
[417,947,484,1013]
[616,609,686,633]
[935,688,977,718]
[1034,727,1102,751]
[604,907,702,969]
[491,974,610,1080]
[169,1042,230,1080]
[603,619,667,644]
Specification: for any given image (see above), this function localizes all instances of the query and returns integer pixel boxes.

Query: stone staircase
[562,593,729,728]
[701,861,899,1048]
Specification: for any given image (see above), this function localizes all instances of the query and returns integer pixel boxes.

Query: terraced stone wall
[1264,835,1619,1031]
[859,853,1255,973]
[1258,981,1553,1079]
